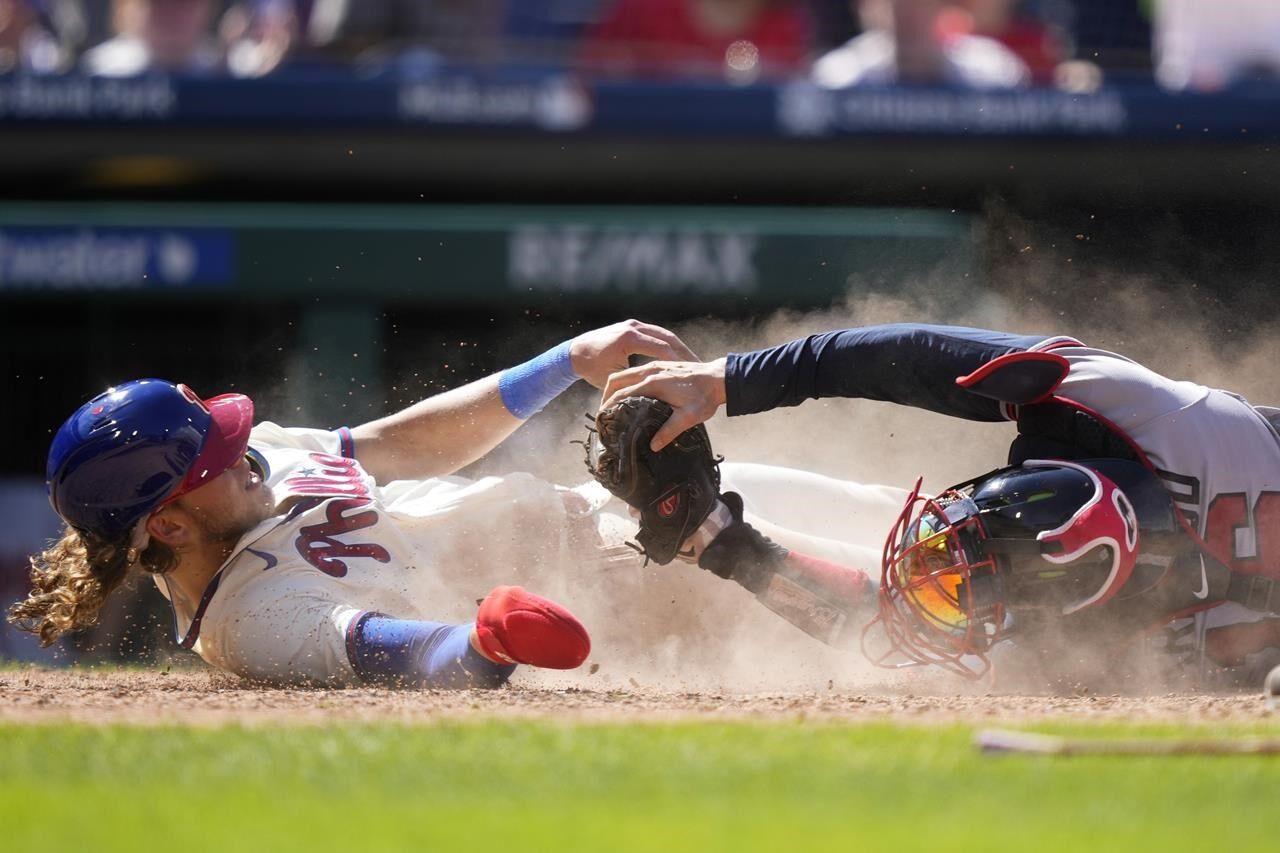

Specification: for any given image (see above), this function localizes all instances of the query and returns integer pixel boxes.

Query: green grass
[3,721,1280,852]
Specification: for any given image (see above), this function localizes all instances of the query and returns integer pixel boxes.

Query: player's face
[171,455,276,545]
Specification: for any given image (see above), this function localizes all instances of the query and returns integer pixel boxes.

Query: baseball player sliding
[588,323,1280,683]
[9,320,700,687]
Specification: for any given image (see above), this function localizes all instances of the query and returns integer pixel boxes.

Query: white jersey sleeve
[250,421,349,456]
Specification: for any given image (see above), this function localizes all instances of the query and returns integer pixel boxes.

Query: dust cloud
[70,208,1272,694]
[472,215,1280,696]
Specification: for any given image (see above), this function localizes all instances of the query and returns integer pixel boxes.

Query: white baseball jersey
[158,423,578,685]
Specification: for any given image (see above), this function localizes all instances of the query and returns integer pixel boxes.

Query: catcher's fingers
[601,358,725,416]
[600,361,665,406]
[649,403,717,451]
[600,374,680,414]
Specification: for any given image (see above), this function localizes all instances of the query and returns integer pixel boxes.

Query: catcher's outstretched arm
[603,324,1065,450]
[727,324,1054,420]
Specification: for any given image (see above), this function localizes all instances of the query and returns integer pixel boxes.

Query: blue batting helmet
[47,379,254,541]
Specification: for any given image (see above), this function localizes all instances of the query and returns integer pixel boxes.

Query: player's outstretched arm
[605,323,1060,450]
[350,320,696,481]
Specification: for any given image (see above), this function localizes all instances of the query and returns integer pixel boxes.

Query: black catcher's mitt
[584,396,721,565]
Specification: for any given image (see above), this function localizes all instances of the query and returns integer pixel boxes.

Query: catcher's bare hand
[569,320,699,390]
[601,357,727,451]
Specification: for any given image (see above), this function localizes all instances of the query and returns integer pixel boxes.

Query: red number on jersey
[1203,492,1280,578]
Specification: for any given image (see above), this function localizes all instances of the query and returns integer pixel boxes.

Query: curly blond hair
[7,526,178,646]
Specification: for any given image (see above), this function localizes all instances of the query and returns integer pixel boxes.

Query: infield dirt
[1,668,1270,726]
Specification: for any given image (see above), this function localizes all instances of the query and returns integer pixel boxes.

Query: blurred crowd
[0,1,1278,90]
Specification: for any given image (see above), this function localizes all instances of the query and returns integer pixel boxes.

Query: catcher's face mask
[864,460,1141,679]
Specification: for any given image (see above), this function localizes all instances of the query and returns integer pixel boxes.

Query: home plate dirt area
[1,667,1269,726]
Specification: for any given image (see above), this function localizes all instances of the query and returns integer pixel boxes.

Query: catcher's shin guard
[584,396,722,564]
[699,493,874,647]
[474,586,591,669]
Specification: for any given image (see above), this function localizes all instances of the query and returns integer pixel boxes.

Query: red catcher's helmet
[864,459,1142,678]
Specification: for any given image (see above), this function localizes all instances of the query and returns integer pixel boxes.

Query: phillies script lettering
[288,454,388,577]
[294,498,391,577]
[286,453,369,497]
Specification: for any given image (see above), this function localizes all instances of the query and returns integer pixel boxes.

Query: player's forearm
[351,341,582,481]
[349,375,524,482]
[757,550,876,646]
[724,324,1047,420]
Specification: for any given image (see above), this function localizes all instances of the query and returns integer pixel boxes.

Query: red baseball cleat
[474,586,591,669]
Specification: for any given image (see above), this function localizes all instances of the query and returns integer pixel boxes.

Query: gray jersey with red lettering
[1048,346,1280,583]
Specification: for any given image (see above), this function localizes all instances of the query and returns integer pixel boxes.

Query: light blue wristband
[498,340,579,419]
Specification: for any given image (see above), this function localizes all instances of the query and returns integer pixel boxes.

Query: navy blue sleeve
[725,324,1053,421]
[346,613,515,689]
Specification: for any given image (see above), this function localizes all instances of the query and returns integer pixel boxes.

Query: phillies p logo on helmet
[177,383,211,415]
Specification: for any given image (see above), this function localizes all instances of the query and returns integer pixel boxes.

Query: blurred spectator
[81,0,223,76]
[78,0,121,46]
[813,0,1029,87]
[1152,0,1280,91]
[806,0,858,52]
[579,0,814,83]
[220,0,297,77]
[503,0,605,65]
[305,0,504,68]
[957,0,1066,83]
[0,0,70,72]
[1070,0,1150,74]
